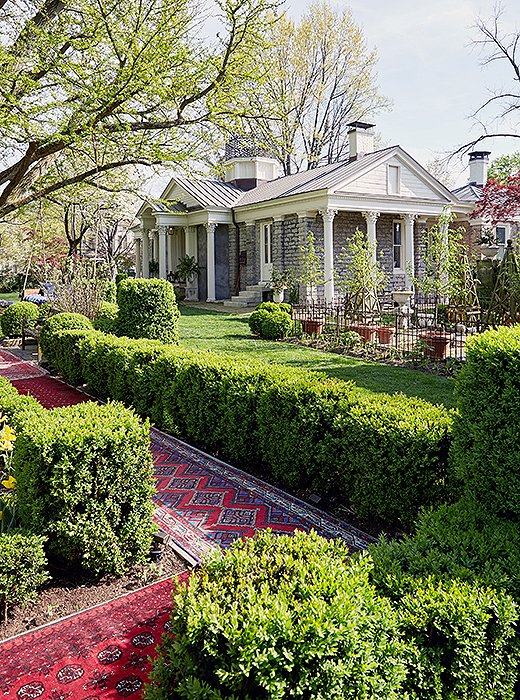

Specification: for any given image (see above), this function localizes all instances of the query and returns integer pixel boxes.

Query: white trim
[392,219,404,273]
[387,164,400,195]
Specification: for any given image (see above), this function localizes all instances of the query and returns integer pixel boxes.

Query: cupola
[223,136,279,191]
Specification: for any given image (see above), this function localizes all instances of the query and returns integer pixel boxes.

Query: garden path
[0,349,373,699]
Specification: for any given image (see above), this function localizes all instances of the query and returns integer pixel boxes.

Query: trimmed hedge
[103,280,117,304]
[146,531,407,699]
[12,399,155,574]
[40,313,94,372]
[146,530,519,700]
[452,326,520,517]
[42,328,453,523]
[117,278,179,343]
[93,301,119,334]
[0,531,48,616]
[0,301,39,337]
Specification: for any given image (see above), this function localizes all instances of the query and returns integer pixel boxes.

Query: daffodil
[0,425,16,442]
[1,475,16,489]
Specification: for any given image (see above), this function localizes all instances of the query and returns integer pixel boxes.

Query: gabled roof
[165,177,243,209]
[451,183,483,202]
[235,148,396,207]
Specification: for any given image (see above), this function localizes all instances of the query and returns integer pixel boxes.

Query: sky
[283,0,519,185]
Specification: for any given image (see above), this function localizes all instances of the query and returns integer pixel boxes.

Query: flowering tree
[472,174,520,225]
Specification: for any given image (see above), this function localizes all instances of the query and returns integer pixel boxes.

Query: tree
[246,1,389,174]
[0,0,275,219]
[426,158,455,190]
[457,8,520,153]
[488,152,520,183]
[472,173,520,224]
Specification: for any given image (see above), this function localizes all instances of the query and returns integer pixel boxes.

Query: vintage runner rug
[0,575,189,699]
[0,348,47,381]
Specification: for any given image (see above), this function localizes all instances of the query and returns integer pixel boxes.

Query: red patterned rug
[12,375,89,408]
[0,575,188,699]
[0,348,47,381]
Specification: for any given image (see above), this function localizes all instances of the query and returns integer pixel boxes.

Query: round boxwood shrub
[260,309,293,339]
[257,301,292,316]
[117,278,179,343]
[248,307,272,336]
[93,301,119,334]
[40,312,94,367]
[146,530,407,699]
[0,301,39,337]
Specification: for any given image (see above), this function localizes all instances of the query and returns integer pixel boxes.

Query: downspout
[232,208,241,296]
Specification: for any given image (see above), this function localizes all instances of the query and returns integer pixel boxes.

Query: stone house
[133,123,509,306]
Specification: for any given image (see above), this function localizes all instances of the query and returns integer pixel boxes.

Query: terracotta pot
[377,326,394,344]
[349,324,376,343]
[302,319,323,336]
[419,332,450,360]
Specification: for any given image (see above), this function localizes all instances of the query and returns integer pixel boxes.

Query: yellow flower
[0,511,2,521]
[0,440,14,451]
[0,425,16,442]
[1,475,16,489]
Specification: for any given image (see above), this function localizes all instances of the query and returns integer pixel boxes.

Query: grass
[0,292,20,303]
[178,305,456,409]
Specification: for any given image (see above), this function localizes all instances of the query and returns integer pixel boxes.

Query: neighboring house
[133,123,509,306]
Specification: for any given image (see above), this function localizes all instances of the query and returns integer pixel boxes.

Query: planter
[272,289,285,303]
[302,319,324,336]
[419,332,450,360]
[376,326,394,344]
[349,324,377,343]
[392,289,414,307]
[479,244,499,260]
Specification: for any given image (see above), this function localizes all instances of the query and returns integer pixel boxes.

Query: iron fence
[291,297,488,362]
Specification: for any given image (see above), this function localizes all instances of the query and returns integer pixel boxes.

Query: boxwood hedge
[117,278,179,343]
[42,328,453,524]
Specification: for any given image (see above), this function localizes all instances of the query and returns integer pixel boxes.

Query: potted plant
[376,325,394,344]
[478,228,499,259]
[269,267,293,303]
[419,330,451,360]
[176,255,200,301]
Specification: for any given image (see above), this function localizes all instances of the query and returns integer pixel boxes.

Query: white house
[134,123,508,306]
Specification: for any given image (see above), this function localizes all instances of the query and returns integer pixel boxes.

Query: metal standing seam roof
[173,176,244,208]
[234,147,398,207]
[451,183,483,202]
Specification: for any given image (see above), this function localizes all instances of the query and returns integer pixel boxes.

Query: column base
[206,297,217,303]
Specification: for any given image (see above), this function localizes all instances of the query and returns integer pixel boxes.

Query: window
[495,226,506,246]
[388,165,400,195]
[263,223,273,264]
[393,221,402,270]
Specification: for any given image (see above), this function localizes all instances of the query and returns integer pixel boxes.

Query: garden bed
[0,546,187,641]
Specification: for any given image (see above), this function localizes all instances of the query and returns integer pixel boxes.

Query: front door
[261,222,273,282]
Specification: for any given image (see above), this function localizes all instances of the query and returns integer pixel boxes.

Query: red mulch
[12,375,90,409]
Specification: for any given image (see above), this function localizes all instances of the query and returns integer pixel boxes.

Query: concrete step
[223,299,257,308]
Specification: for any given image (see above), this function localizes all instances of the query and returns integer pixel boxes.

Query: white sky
[284,0,519,185]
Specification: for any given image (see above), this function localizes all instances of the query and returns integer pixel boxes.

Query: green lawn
[0,292,20,302]
[178,305,456,409]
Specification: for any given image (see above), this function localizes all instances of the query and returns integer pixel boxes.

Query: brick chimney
[468,151,491,186]
[348,122,375,160]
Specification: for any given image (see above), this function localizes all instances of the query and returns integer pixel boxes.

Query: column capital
[319,208,337,223]
[403,213,418,225]
[362,211,380,225]
[205,221,217,232]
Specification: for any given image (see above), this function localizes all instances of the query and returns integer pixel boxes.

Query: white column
[167,229,175,277]
[142,229,150,279]
[158,226,168,279]
[320,209,337,303]
[135,238,142,278]
[404,213,417,290]
[363,211,380,263]
[185,225,199,301]
[206,222,217,302]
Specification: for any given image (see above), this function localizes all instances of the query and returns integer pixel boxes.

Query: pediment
[333,148,454,202]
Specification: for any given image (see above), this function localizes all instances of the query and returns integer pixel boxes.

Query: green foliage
[249,303,293,339]
[14,401,155,574]
[297,232,324,288]
[39,313,94,375]
[451,326,520,517]
[146,531,407,700]
[175,255,200,283]
[0,531,48,616]
[259,310,293,340]
[0,301,39,337]
[488,152,520,183]
[370,498,520,602]
[93,301,119,334]
[117,278,179,343]
[115,273,128,285]
[103,281,117,304]
[336,228,387,314]
[42,328,452,524]
[146,530,518,700]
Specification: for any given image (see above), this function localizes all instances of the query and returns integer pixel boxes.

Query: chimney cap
[469,151,491,161]
[347,121,375,132]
